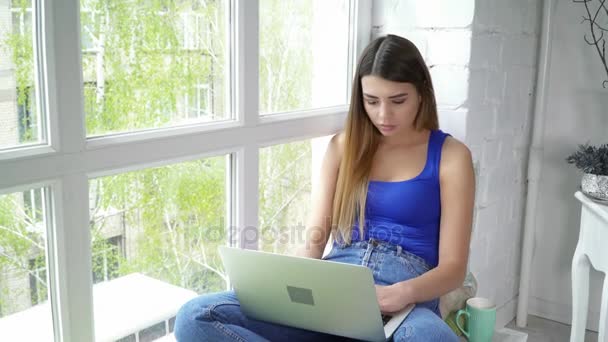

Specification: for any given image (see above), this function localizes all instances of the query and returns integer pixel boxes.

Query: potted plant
[566,144,608,201]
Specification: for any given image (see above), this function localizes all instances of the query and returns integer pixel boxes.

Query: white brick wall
[427,31,472,66]
[372,0,475,29]
[373,0,541,328]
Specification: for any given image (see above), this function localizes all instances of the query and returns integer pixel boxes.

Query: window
[15,86,37,143]
[180,12,211,51]
[168,316,176,333]
[0,0,44,150]
[0,187,54,340]
[137,321,166,342]
[28,255,47,305]
[259,136,331,254]
[80,0,230,137]
[79,9,97,53]
[91,236,122,284]
[0,1,368,340]
[116,334,135,342]
[180,82,213,120]
[115,317,176,342]
[259,0,350,114]
[89,156,228,339]
[23,188,43,224]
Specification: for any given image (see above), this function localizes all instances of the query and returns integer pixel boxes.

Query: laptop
[218,246,414,342]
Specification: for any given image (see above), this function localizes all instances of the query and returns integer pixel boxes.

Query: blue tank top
[349,129,450,268]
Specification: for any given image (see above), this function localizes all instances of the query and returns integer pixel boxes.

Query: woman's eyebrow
[362,93,408,99]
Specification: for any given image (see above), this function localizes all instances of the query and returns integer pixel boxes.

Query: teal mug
[456,297,496,342]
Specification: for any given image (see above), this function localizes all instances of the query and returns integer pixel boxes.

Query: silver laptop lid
[218,246,388,341]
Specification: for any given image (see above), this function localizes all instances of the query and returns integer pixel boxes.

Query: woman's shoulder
[441,134,470,154]
[329,131,346,153]
[324,132,346,167]
[332,131,346,147]
[439,134,473,175]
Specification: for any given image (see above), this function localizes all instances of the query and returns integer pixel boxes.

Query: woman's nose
[378,103,390,120]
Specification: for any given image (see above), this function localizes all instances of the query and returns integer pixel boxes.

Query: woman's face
[360,75,421,137]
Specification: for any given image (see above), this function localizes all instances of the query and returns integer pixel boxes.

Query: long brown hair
[332,34,439,244]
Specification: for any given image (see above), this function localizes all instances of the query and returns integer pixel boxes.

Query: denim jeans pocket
[396,249,431,277]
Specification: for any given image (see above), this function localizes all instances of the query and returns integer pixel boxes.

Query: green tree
[259,141,312,254]
[89,157,227,293]
[259,0,313,113]
[80,0,226,134]
[4,0,37,142]
[0,191,46,315]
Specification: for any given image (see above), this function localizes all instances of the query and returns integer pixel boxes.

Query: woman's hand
[375,283,413,314]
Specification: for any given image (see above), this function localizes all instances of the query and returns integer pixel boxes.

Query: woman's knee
[174,291,237,337]
[392,307,459,342]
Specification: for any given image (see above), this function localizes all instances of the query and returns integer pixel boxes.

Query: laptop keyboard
[381,314,392,326]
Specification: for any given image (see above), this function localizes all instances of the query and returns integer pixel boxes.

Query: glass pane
[89,156,228,341]
[0,187,55,341]
[137,320,165,342]
[81,0,229,137]
[0,1,45,150]
[259,0,349,114]
[259,136,331,254]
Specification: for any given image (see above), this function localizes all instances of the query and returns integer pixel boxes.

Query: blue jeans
[174,239,459,341]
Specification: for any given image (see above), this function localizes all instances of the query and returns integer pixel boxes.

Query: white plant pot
[581,173,608,201]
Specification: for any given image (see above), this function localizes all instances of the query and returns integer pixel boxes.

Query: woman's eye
[393,99,406,104]
[366,100,378,105]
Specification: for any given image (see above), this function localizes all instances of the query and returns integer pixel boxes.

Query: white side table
[571,191,608,342]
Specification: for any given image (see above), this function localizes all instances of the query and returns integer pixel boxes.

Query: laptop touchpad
[286,286,315,306]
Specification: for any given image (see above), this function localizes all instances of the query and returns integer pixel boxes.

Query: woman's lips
[378,124,396,132]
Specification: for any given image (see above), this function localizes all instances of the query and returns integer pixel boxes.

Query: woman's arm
[293,133,343,259]
[377,137,475,313]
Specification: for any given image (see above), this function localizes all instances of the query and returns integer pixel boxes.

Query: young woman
[174,34,475,342]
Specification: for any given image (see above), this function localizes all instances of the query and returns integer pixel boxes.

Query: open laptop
[218,246,414,342]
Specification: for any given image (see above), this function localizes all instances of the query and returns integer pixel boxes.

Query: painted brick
[499,138,515,164]
[438,108,467,141]
[470,33,503,69]
[467,104,498,142]
[485,69,507,104]
[475,204,500,235]
[427,30,472,66]
[475,268,499,300]
[474,0,537,34]
[469,234,489,270]
[467,69,489,106]
[371,0,418,30]
[502,36,538,67]
[431,65,469,108]
[481,138,501,167]
[373,0,474,29]
[470,147,482,171]
[522,0,542,35]
[480,165,513,205]
[380,29,430,60]
[505,66,536,105]
[413,0,474,29]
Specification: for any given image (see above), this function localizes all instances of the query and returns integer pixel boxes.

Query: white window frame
[0,0,371,341]
[1,2,55,159]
